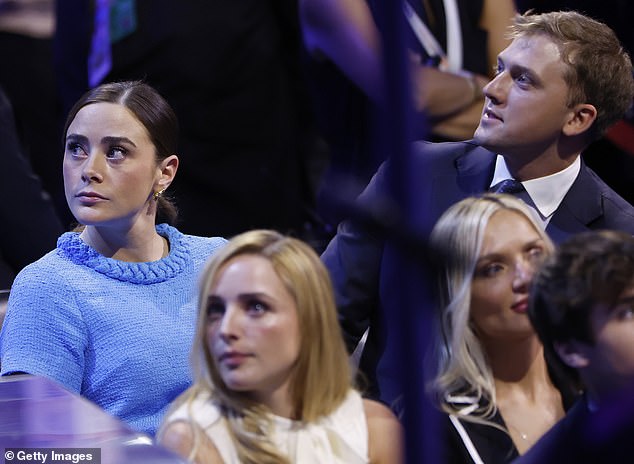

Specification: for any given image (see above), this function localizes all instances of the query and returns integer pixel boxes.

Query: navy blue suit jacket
[514,392,634,463]
[322,140,634,404]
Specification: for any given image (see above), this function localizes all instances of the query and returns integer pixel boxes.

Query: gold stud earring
[153,189,165,201]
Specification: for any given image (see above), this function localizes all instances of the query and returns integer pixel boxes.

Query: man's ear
[554,340,590,368]
[562,103,597,137]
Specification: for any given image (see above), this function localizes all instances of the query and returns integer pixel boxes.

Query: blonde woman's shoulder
[158,389,226,464]
[159,419,225,464]
[363,399,404,464]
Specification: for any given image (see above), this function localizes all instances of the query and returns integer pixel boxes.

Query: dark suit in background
[0,86,63,289]
[513,390,634,464]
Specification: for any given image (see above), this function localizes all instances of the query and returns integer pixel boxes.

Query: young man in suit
[517,230,634,463]
[322,11,634,404]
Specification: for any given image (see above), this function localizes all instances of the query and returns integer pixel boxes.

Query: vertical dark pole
[372,1,440,463]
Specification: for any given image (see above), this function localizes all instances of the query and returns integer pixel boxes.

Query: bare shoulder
[158,420,195,458]
[363,399,404,464]
[363,398,398,421]
[159,420,224,464]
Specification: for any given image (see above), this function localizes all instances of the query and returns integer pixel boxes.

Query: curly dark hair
[529,230,634,383]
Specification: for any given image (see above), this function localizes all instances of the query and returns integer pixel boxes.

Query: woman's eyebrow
[101,136,137,147]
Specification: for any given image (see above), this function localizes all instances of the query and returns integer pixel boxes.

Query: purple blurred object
[0,375,185,463]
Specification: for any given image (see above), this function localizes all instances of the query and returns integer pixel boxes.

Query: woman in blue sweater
[0,81,226,436]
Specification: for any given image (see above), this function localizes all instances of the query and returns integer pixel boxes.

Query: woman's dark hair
[63,80,179,225]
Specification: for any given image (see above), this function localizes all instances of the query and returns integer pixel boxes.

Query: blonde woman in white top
[158,230,403,463]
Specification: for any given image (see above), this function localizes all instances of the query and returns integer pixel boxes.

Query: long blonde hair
[427,194,553,424]
[162,230,352,463]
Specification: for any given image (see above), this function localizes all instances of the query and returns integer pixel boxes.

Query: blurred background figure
[159,230,403,464]
[0,84,63,289]
[300,0,516,229]
[402,0,516,142]
[427,194,577,462]
[0,0,68,224]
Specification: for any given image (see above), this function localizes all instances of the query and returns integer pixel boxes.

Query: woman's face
[206,254,301,407]
[470,210,547,343]
[63,102,163,227]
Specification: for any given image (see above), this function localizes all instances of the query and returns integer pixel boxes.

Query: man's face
[473,34,576,165]
[576,285,634,399]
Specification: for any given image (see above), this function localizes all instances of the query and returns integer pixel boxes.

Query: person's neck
[80,219,166,262]
[502,143,582,181]
[250,383,296,420]
[485,335,550,400]
[488,337,564,454]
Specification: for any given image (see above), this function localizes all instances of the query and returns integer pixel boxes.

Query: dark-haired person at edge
[322,11,634,407]
[0,81,227,437]
[514,230,634,463]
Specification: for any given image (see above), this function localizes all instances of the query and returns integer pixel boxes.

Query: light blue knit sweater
[0,224,226,436]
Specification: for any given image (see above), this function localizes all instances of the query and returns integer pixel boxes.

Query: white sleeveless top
[166,389,369,463]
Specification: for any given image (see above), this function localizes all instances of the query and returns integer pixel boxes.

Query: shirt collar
[490,155,581,221]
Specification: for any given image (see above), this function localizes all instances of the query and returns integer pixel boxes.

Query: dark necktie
[489,179,524,194]
[489,179,544,220]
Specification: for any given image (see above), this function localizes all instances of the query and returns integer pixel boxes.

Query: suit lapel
[547,162,603,243]
[455,145,497,192]
[431,145,495,207]
[423,145,495,227]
